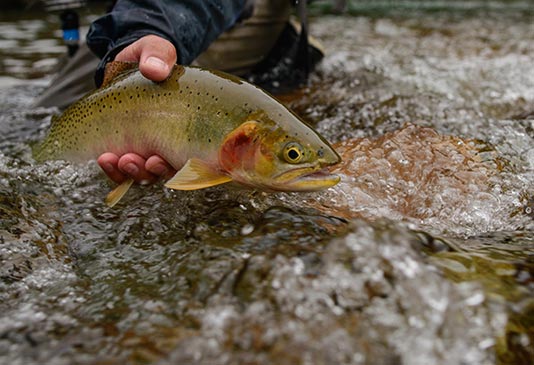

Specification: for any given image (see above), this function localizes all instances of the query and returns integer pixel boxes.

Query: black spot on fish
[208,138,211,143]
[197,106,201,111]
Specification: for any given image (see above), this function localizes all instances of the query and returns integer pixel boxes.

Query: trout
[35,61,341,206]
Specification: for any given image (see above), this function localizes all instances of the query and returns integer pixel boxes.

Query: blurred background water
[0,1,533,364]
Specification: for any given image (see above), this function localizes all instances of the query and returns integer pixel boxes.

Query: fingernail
[146,56,168,70]
[124,163,139,176]
[102,163,114,173]
[151,164,168,176]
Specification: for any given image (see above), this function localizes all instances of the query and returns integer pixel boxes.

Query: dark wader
[34,0,322,109]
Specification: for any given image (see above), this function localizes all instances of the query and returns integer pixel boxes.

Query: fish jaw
[270,145,342,191]
[270,165,341,192]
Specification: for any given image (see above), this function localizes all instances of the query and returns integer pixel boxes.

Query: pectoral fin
[164,158,232,190]
[105,178,134,208]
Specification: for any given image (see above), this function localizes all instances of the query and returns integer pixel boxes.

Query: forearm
[87,0,247,84]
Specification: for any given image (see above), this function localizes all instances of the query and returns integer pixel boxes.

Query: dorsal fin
[102,61,139,88]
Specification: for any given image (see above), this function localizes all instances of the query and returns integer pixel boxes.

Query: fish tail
[32,140,49,163]
[33,114,61,162]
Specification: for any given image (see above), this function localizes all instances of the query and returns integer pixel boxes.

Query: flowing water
[1,2,533,365]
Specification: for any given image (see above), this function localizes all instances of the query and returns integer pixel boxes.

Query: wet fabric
[194,0,292,76]
[34,0,296,109]
[87,0,247,86]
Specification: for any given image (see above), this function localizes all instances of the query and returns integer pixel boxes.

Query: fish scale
[35,62,341,205]
[37,66,247,165]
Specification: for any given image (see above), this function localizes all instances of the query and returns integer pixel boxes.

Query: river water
[1,2,533,365]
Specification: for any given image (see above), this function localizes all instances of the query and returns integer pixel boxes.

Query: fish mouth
[274,166,341,191]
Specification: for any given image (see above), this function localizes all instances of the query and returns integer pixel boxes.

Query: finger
[114,43,140,62]
[98,153,128,184]
[138,35,177,81]
[115,35,177,82]
[145,155,176,179]
[117,153,158,184]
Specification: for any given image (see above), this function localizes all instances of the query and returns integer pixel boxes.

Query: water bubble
[465,292,485,306]
[240,224,254,235]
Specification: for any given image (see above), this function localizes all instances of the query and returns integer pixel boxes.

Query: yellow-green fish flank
[35,62,341,203]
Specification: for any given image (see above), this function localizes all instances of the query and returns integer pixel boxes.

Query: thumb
[116,35,177,82]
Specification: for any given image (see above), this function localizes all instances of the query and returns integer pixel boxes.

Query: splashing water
[300,124,532,237]
[1,3,533,365]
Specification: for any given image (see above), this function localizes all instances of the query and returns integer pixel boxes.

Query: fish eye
[283,142,304,164]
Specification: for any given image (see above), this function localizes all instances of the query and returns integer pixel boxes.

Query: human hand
[98,35,177,184]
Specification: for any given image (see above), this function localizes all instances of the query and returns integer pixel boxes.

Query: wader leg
[194,0,292,76]
[33,0,311,109]
[33,42,99,109]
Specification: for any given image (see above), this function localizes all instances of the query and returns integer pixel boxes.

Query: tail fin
[32,115,61,162]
